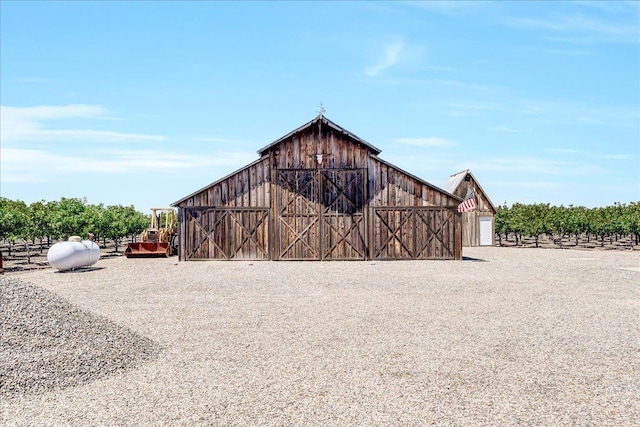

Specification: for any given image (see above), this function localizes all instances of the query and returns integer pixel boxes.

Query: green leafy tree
[103,205,144,252]
[50,197,89,240]
[494,204,510,246]
[629,202,640,246]
[125,208,151,242]
[0,198,29,257]
[589,207,612,247]
[82,203,108,246]
[524,203,552,248]
[28,200,55,253]
[568,205,588,246]
[508,203,528,246]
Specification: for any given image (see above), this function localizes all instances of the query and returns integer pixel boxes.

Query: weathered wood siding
[274,169,366,260]
[178,157,271,209]
[367,157,461,259]
[173,116,463,260]
[450,176,495,247]
[369,157,458,208]
[175,157,271,260]
[371,207,458,259]
[271,128,370,170]
[181,208,270,260]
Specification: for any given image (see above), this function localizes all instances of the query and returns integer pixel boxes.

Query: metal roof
[444,169,497,213]
[443,169,470,194]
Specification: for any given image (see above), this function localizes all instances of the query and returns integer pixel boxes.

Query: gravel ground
[0,278,160,396]
[1,247,639,426]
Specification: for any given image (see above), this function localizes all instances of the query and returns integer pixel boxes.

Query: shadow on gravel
[0,277,161,397]
[53,266,106,274]
[462,256,488,262]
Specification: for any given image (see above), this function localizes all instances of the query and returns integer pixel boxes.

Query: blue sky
[1,1,639,213]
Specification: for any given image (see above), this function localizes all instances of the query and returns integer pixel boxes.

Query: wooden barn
[172,114,464,261]
[444,169,496,247]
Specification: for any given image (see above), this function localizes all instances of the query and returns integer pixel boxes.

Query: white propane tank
[47,236,101,271]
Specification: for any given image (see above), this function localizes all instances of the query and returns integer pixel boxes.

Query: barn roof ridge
[257,115,382,156]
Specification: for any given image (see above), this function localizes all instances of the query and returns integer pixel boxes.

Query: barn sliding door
[320,170,366,260]
[275,170,321,260]
[275,169,366,260]
[371,207,457,260]
[184,208,270,260]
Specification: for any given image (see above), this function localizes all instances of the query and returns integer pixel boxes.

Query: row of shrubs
[0,197,151,258]
[494,202,640,248]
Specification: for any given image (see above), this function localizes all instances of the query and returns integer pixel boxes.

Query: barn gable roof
[257,114,382,156]
[445,169,496,213]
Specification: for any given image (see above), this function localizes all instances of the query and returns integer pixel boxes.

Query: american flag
[457,188,477,213]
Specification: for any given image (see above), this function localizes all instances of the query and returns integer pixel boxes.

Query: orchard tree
[29,200,54,253]
[51,197,88,240]
[494,204,510,246]
[103,205,147,252]
[82,203,108,246]
[0,198,28,257]
[629,202,640,245]
[125,208,150,242]
[525,203,551,248]
[508,203,528,246]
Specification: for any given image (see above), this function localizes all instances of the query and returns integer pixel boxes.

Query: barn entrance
[183,208,270,260]
[275,169,366,260]
[371,207,458,259]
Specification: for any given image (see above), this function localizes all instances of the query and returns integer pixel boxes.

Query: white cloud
[489,180,559,190]
[490,125,533,133]
[365,40,406,77]
[0,104,164,143]
[445,101,500,111]
[404,1,490,15]
[4,104,109,120]
[196,137,252,145]
[394,137,457,147]
[465,156,605,175]
[502,9,640,44]
[0,147,256,183]
[544,148,588,155]
[444,98,639,128]
[539,47,595,56]
[15,77,54,84]
[603,154,634,160]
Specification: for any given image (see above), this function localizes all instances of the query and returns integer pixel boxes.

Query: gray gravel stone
[0,276,160,396]
[1,247,639,426]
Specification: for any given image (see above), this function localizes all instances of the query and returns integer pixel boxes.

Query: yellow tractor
[125,208,177,258]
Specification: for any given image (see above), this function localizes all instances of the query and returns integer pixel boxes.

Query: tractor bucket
[124,242,171,258]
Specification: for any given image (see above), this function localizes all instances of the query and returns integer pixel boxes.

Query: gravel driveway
[2,247,639,426]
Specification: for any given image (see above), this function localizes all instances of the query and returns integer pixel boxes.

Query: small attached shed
[172,114,463,261]
[444,170,496,247]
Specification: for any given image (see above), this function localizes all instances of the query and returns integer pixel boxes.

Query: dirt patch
[496,233,638,251]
